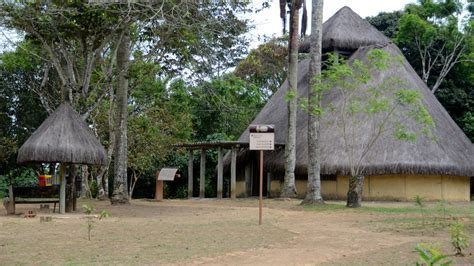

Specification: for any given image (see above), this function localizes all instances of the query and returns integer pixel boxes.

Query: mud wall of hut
[236,174,470,201]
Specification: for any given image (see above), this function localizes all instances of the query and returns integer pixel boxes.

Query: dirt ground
[0,198,473,265]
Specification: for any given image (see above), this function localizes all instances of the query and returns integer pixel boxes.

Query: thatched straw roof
[17,103,106,165]
[229,43,474,177]
[299,6,390,53]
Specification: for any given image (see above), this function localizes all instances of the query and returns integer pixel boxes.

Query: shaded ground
[0,199,472,265]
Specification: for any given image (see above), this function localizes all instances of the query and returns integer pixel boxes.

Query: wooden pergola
[175,141,251,199]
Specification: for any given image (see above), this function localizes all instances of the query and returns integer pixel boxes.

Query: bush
[450,221,470,256]
[10,168,38,187]
[0,175,8,198]
[90,180,98,199]
[414,243,451,265]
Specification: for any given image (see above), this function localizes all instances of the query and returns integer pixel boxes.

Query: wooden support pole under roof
[188,149,193,199]
[231,147,237,199]
[217,147,223,199]
[200,148,206,198]
[59,162,66,214]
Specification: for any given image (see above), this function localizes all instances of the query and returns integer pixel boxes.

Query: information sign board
[249,133,274,150]
[158,168,179,181]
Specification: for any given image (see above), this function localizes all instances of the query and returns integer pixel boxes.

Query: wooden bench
[3,186,59,214]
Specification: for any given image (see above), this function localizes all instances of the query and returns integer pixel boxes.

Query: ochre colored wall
[269,180,281,197]
[369,175,406,201]
[263,175,470,201]
[236,181,246,197]
[441,176,470,201]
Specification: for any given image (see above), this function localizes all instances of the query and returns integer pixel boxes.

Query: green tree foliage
[366,11,403,39]
[0,41,49,174]
[367,1,474,142]
[191,74,266,140]
[126,58,193,198]
[234,37,288,96]
[0,1,257,199]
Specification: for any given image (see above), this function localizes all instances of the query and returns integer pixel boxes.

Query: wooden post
[59,162,66,214]
[230,147,237,199]
[155,171,164,201]
[259,150,263,225]
[200,148,206,198]
[155,174,164,201]
[188,149,193,199]
[217,146,223,199]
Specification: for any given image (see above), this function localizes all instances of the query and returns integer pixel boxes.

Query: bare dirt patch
[0,199,472,265]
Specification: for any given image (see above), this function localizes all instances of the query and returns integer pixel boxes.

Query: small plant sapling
[83,204,110,241]
[414,195,426,226]
[414,243,451,266]
[435,200,449,224]
[450,220,470,256]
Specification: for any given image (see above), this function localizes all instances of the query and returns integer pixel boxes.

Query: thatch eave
[17,103,107,166]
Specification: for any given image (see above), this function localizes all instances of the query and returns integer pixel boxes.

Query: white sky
[248,0,417,47]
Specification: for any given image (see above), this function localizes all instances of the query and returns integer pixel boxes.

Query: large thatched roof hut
[227,7,474,201]
[17,102,106,165]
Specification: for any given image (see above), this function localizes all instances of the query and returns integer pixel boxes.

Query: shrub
[0,175,8,198]
[450,221,470,256]
[414,243,451,266]
[90,180,98,199]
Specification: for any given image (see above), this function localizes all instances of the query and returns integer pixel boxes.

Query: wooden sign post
[155,168,180,201]
[249,124,274,225]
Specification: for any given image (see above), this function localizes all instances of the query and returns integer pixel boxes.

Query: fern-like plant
[415,243,451,266]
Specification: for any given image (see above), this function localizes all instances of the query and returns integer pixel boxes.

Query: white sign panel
[158,168,179,181]
[249,133,274,150]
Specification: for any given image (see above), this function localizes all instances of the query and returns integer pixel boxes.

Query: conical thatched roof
[17,103,106,165]
[299,6,390,53]
[232,43,474,177]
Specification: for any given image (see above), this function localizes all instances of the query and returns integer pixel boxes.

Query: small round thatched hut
[227,7,474,201]
[17,102,106,213]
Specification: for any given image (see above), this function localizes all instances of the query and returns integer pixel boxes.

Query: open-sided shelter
[17,102,106,213]
[226,7,474,201]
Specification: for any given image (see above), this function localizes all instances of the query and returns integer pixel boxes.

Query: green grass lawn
[304,200,474,234]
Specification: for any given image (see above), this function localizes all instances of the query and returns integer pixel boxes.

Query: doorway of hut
[250,151,268,197]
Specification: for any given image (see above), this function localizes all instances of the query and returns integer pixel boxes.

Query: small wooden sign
[158,168,179,181]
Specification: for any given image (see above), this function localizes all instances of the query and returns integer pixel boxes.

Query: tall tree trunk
[281,0,302,198]
[303,0,324,204]
[347,175,364,208]
[81,165,91,199]
[111,29,130,204]
[97,78,116,200]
